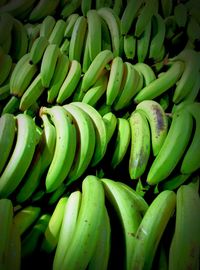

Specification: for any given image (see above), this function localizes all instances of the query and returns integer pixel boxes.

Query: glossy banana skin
[0,113,37,198]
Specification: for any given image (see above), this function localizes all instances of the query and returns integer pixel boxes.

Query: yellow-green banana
[48,19,67,47]
[39,15,56,39]
[29,35,49,65]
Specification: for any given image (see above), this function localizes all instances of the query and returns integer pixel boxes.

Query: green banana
[123,34,136,60]
[39,15,56,39]
[81,71,108,107]
[111,117,131,169]
[41,197,68,253]
[149,13,166,61]
[106,56,124,106]
[64,13,79,38]
[174,2,188,28]
[136,19,152,63]
[82,31,92,73]
[29,0,59,22]
[134,60,185,103]
[61,175,105,270]
[63,103,96,185]
[0,198,13,269]
[0,53,12,85]
[147,109,193,185]
[102,111,117,144]
[48,183,66,206]
[131,190,176,270]
[161,173,191,191]
[129,110,151,180]
[171,49,200,104]
[180,102,200,174]
[133,62,156,87]
[61,0,81,19]
[87,205,111,270]
[0,12,13,47]
[56,59,82,104]
[169,184,200,270]
[29,35,49,65]
[136,100,168,156]
[48,19,67,47]
[87,9,102,62]
[81,49,113,93]
[19,73,45,111]
[81,0,91,15]
[10,53,38,97]
[0,113,37,198]
[186,15,200,45]
[97,7,120,56]
[0,113,16,175]
[112,0,123,16]
[68,15,87,62]
[1,95,20,115]
[0,82,10,101]
[160,0,173,18]
[72,101,107,166]
[14,205,41,236]
[60,38,70,55]
[47,53,70,104]
[53,191,82,270]
[114,62,140,111]
[39,105,77,193]
[21,213,50,258]
[101,178,142,270]
[40,43,60,88]
[100,15,112,51]
[134,0,159,38]
[120,0,144,35]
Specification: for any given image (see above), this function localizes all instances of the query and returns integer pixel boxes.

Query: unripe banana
[64,13,79,38]
[103,111,117,144]
[39,15,56,39]
[137,19,152,63]
[48,19,67,47]
[1,95,20,115]
[123,34,136,60]
[29,35,49,64]
[0,53,12,85]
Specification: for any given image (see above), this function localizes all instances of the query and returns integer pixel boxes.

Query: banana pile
[0,0,200,269]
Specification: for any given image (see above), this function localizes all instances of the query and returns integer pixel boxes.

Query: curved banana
[87,9,102,62]
[114,62,140,111]
[71,101,107,166]
[1,95,20,115]
[147,109,193,185]
[48,19,67,47]
[128,110,151,180]
[102,111,117,144]
[174,2,188,28]
[0,53,12,85]
[29,35,49,64]
[81,49,113,93]
[56,59,82,104]
[111,117,131,169]
[28,0,59,22]
[41,197,67,253]
[180,102,200,174]
[61,0,81,19]
[0,113,37,198]
[0,113,16,175]
[106,56,124,106]
[123,34,136,60]
[40,43,60,88]
[64,13,79,38]
[149,13,166,61]
[120,0,144,35]
[0,198,13,270]
[39,15,56,39]
[82,31,92,73]
[14,205,41,236]
[87,205,111,270]
[61,175,105,270]
[81,71,108,107]
[133,62,156,87]
[97,7,120,56]
[134,0,159,38]
[9,17,28,62]
[136,100,168,156]
[161,173,191,191]
[53,191,82,270]
[136,19,152,63]
[60,38,70,55]
[21,213,50,259]
[63,103,96,185]
[10,53,38,97]
[101,178,142,270]
[47,53,70,104]
[131,190,176,270]
[171,49,200,104]
[68,15,87,62]
[19,73,45,111]
[134,60,185,103]
[169,184,200,270]
[39,105,77,193]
